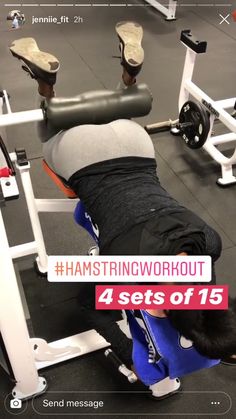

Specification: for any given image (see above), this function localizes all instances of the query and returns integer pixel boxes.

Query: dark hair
[167,298,236,359]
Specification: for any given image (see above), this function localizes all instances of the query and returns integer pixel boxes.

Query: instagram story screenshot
[0,0,236,418]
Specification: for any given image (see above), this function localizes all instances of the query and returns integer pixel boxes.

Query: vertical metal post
[0,210,45,398]
[17,164,48,273]
[166,0,177,20]
[178,47,197,111]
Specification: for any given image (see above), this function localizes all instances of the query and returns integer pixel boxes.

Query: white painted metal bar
[145,0,177,20]
[178,48,196,111]
[35,198,79,213]
[10,241,38,259]
[185,79,236,133]
[203,140,236,165]
[9,152,17,162]
[17,164,48,273]
[34,318,126,370]
[35,329,110,370]
[203,141,236,185]
[215,98,235,109]
[166,0,177,20]
[218,165,236,185]
[0,109,43,127]
[3,90,12,114]
[0,210,44,399]
[211,133,236,146]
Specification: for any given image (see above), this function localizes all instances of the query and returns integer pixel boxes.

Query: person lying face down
[9,24,236,399]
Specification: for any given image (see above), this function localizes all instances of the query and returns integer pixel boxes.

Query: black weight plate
[179,101,210,149]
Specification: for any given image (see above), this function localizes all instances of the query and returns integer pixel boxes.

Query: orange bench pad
[42,159,77,198]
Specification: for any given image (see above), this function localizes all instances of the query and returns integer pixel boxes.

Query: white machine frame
[146,31,236,186]
[145,0,177,20]
[179,34,236,186]
[0,91,129,401]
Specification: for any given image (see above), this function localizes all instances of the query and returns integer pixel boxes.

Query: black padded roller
[44,84,153,130]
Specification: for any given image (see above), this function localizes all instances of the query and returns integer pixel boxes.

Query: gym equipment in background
[0,91,19,200]
[145,0,177,20]
[146,30,236,186]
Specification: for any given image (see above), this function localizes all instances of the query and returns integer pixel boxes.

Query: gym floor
[0,1,236,418]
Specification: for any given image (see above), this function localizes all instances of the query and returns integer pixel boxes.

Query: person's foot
[9,38,60,86]
[115,21,144,79]
[149,377,181,400]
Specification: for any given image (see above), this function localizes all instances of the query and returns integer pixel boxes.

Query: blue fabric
[126,310,220,386]
[74,201,99,243]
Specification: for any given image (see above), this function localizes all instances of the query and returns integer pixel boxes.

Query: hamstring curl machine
[146,30,236,186]
[0,85,152,400]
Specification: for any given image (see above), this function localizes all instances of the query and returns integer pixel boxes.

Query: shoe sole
[115,21,144,73]
[10,38,59,73]
[149,384,183,401]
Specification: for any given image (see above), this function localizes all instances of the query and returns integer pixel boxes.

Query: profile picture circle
[7,10,25,27]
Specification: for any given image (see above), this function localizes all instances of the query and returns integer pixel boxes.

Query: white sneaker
[88,246,99,256]
[149,377,181,400]
[115,21,144,77]
[10,38,59,85]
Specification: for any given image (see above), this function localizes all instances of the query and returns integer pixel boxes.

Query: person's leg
[9,25,142,144]
[202,224,222,284]
[9,38,60,142]
[36,81,59,143]
[115,21,144,86]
